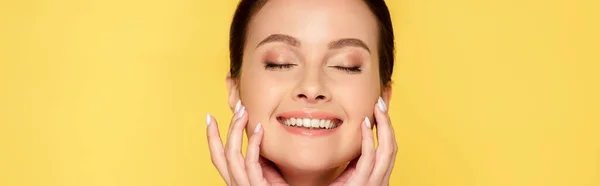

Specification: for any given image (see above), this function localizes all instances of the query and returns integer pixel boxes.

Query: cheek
[240,72,295,126]
[330,75,379,119]
[332,79,377,155]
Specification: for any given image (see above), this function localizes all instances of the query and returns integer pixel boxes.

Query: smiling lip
[275,111,343,136]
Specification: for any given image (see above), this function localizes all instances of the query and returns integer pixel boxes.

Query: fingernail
[377,97,387,112]
[254,122,262,133]
[206,113,211,126]
[364,117,371,128]
[234,100,241,113]
[236,106,245,119]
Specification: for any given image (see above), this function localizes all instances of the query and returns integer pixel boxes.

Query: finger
[225,101,244,185]
[374,97,396,142]
[348,117,376,185]
[227,100,243,137]
[382,150,397,185]
[369,98,398,185]
[225,106,250,185]
[245,123,268,185]
[206,113,231,185]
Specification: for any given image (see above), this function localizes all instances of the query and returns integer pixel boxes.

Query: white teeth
[302,118,310,127]
[281,118,338,129]
[311,119,319,128]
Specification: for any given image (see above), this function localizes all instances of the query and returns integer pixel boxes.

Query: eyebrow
[256,34,370,53]
[256,34,300,48]
[328,38,371,53]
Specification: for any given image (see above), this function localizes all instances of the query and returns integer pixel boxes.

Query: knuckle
[210,156,219,166]
[385,149,394,157]
[381,145,394,157]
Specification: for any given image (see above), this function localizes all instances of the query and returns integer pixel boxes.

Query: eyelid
[327,50,365,65]
[262,47,301,62]
[326,53,364,73]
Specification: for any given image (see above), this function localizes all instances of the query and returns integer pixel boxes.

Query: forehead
[245,0,379,50]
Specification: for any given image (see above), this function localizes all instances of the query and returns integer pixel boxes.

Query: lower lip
[278,121,342,136]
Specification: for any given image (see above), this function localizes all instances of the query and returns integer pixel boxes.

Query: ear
[226,72,240,112]
[381,86,392,108]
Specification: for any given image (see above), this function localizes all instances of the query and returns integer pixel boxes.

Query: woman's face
[230,0,386,171]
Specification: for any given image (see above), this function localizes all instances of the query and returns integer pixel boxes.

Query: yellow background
[1,0,598,185]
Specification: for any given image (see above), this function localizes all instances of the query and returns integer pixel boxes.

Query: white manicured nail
[206,113,211,126]
[254,122,262,133]
[377,97,387,112]
[236,106,245,119]
[364,117,371,128]
[234,100,241,113]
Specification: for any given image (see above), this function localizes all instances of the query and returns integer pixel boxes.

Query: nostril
[297,94,308,99]
[296,94,327,101]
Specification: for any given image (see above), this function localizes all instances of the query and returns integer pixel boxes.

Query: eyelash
[264,62,296,70]
[333,66,362,73]
[264,62,362,73]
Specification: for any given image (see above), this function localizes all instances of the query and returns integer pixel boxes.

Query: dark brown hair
[229,0,395,87]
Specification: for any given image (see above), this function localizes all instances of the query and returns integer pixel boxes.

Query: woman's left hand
[330,97,398,186]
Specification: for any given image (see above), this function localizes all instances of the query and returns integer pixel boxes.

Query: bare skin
[207,100,398,185]
[206,0,398,185]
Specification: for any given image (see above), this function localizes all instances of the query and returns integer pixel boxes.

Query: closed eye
[264,62,296,70]
[331,66,362,73]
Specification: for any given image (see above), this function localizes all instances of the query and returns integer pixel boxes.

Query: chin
[280,150,338,171]
[262,139,359,172]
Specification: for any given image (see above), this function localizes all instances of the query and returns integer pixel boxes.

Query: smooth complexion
[207,0,397,185]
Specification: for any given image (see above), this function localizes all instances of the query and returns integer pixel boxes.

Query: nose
[292,70,331,104]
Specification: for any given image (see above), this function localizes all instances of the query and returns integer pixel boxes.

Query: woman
[206,0,397,185]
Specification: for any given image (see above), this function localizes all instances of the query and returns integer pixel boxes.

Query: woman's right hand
[206,101,289,186]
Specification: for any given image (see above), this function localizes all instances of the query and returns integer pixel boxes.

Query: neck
[276,164,347,186]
